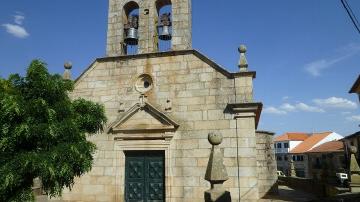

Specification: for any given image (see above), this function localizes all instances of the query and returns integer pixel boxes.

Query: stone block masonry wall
[256,131,278,198]
[55,52,262,201]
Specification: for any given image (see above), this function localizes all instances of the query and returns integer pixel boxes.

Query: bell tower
[106,0,192,56]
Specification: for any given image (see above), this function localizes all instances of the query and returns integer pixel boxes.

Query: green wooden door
[125,151,165,202]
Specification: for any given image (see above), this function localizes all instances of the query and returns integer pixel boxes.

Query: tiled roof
[290,132,332,154]
[306,140,344,153]
[274,132,309,141]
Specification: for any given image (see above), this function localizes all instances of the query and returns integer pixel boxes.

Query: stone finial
[139,94,148,108]
[289,158,296,177]
[165,99,172,111]
[350,146,360,173]
[63,62,72,80]
[204,132,231,202]
[238,44,248,72]
[349,146,360,192]
[118,102,125,113]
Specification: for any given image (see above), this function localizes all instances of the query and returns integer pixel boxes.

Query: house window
[274,143,277,148]
[284,155,288,161]
[314,157,321,169]
[292,156,296,161]
[277,156,282,161]
[296,156,301,161]
[300,155,304,161]
[284,143,289,148]
[295,169,305,177]
[277,143,282,148]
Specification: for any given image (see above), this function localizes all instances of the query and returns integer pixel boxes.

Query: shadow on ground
[263,185,318,202]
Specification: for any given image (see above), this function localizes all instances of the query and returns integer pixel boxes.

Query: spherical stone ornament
[208,132,223,145]
[350,146,357,154]
[64,62,72,69]
[238,45,247,53]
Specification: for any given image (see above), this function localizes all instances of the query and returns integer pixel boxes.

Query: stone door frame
[114,138,173,202]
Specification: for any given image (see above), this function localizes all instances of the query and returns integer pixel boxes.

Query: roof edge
[349,75,360,93]
[74,49,257,84]
[256,130,275,135]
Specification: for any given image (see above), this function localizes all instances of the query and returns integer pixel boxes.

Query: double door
[125,151,165,202]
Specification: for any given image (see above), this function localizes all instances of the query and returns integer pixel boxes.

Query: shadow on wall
[204,191,231,202]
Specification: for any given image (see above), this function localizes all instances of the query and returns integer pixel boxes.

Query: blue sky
[0,0,359,136]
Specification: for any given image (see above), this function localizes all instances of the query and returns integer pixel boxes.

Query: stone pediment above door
[107,102,179,138]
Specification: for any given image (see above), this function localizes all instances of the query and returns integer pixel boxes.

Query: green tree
[0,60,107,201]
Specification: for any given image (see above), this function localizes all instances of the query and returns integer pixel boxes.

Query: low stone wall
[279,176,349,198]
[256,131,278,198]
[279,176,326,197]
[319,192,360,202]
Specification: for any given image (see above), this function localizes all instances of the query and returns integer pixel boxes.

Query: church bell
[124,15,139,45]
[158,13,172,41]
[124,27,138,45]
[159,25,171,41]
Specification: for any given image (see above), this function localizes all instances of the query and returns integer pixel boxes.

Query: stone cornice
[256,130,275,136]
[74,49,257,84]
[225,102,263,129]
[232,71,256,79]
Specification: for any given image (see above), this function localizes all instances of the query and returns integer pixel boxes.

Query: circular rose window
[135,74,153,93]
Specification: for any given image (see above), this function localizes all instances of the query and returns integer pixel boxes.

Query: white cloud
[264,102,325,115]
[347,115,360,122]
[278,102,324,113]
[282,96,290,100]
[14,14,25,25]
[263,107,287,115]
[2,24,29,38]
[2,12,29,39]
[313,97,357,109]
[304,44,360,77]
[295,102,325,113]
[280,103,296,112]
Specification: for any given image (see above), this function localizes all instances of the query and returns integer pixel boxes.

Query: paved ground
[262,185,318,202]
[36,185,318,202]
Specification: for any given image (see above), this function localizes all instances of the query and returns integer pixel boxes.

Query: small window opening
[144,81,150,88]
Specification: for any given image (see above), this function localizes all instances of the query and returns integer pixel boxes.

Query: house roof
[274,132,309,142]
[290,132,332,154]
[306,140,344,153]
[349,75,360,94]
[343,131,360,140]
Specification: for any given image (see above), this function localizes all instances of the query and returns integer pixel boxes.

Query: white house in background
[274,132,310,174]
[290,131,343,178]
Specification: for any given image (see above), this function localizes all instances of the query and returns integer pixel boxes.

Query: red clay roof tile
[306,140,344,153]
[290,132,332,153]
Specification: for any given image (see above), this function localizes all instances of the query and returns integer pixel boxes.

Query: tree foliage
[0,60,107,201]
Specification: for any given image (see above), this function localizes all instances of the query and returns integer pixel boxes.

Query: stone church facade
[56,0,277,201]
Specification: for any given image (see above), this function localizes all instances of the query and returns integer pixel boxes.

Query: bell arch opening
[123,1,139,55]
[155,0,172,52]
